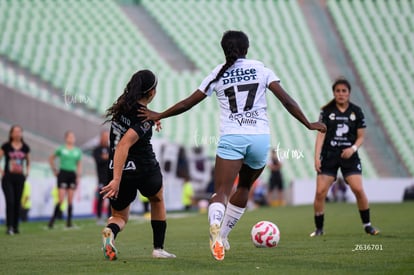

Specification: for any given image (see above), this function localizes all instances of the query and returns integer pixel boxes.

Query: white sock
[220,203,245,240]
[363,222,371,228]
[208,202,226,226]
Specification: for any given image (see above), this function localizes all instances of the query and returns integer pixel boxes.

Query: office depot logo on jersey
[222,68,258,85]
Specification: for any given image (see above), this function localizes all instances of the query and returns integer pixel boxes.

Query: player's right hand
[138,107,161,122]
[101,179,120,200]
[309,122,327,133]
[314,158,322,173]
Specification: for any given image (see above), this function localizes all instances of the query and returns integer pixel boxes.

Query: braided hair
[105,70,158,122]
[204,30,249,92]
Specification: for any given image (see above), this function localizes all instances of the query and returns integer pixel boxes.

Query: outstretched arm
[139,90,207,121]
[268,81,326,132]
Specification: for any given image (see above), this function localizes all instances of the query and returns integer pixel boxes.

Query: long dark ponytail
[105,70,157,122]
[204,30,250,92]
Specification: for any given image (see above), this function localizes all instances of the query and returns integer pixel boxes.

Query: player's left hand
[138,107,161,122]
[341,147,354,159]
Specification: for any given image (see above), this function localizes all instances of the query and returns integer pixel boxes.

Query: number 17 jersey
[199,58,280,136]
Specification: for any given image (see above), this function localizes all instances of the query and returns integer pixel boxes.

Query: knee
[149,192,164,203]
[315,189,328,201]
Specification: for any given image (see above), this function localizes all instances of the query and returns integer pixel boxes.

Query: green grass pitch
[1,203,413,274]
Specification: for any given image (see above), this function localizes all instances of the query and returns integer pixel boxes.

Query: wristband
[351,145,358,152]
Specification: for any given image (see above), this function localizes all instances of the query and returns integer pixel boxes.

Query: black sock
[107,223,121,239]
[151,220,166,249]
[359,208,370,225]
[315,214,324,230]
[53,203,61,218]
[67,205,73,226]
[49,203,61,226]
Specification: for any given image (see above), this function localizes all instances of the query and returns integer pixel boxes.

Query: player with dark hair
[100,69,176,260]
[48,131,82,228]
[311,77,379,237]
[139,30,326,261]
[0,125,30,235]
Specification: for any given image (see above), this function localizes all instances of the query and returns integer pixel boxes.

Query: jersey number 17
[224,83,259,113]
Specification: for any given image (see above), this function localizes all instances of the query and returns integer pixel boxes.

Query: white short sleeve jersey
[198,58,280,136]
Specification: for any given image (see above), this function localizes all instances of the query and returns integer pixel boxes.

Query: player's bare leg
[208,156,243,261]
[347,175,379,235]
[149,187,176,258]
[102,206,129,261]
[311,175,335,236]
[220,164,264,251]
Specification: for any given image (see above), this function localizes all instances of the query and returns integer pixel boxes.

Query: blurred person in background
[311,77,379,237]
[0,125,30,235]
[267,149,285,206]
[48,130,82,229]
[93,130,111,225]
[20,180,31,222]
[182,176,194,211]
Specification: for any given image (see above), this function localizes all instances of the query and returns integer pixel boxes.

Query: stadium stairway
[298,0,409,177]
[119,2,197,72]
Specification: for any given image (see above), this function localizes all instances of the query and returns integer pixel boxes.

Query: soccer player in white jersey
[139,30,326,261]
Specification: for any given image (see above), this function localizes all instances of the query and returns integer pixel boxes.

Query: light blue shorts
[216,134,270,169]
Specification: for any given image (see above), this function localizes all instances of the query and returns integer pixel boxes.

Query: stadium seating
[0,0,382,181]
[141,0,378,179]
[327,0,414,175]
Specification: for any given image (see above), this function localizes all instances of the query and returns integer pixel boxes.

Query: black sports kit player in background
[311,77,379,237]
[100,69,176,260]
[93,130,111,225]
[0,125,30,235]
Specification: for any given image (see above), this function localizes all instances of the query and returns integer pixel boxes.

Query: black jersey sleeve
[24,143,30,154]
[130,120,154,139]
[319,109,327,124]
[355,107,367,129]
[1,142,7,152]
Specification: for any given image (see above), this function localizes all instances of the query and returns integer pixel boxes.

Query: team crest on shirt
[350,112,356,121]
[329,113,336,120]
[140,121,151,132]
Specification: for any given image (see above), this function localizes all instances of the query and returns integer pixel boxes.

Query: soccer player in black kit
[93,130,111,225]
[100,69,176,260]
[311,78,379,237]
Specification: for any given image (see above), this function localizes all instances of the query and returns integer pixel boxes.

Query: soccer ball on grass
[251,221,280,248]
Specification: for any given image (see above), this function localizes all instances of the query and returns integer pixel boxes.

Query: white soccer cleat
[209,224,225,261]
[152,249,176,258]
[310,228,324,237]
[102,227,118,261]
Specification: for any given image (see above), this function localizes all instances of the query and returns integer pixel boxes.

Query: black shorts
[57,170,77,190]
[269,171,283,191]
[110,164,163,211]
[319,151,362,179]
